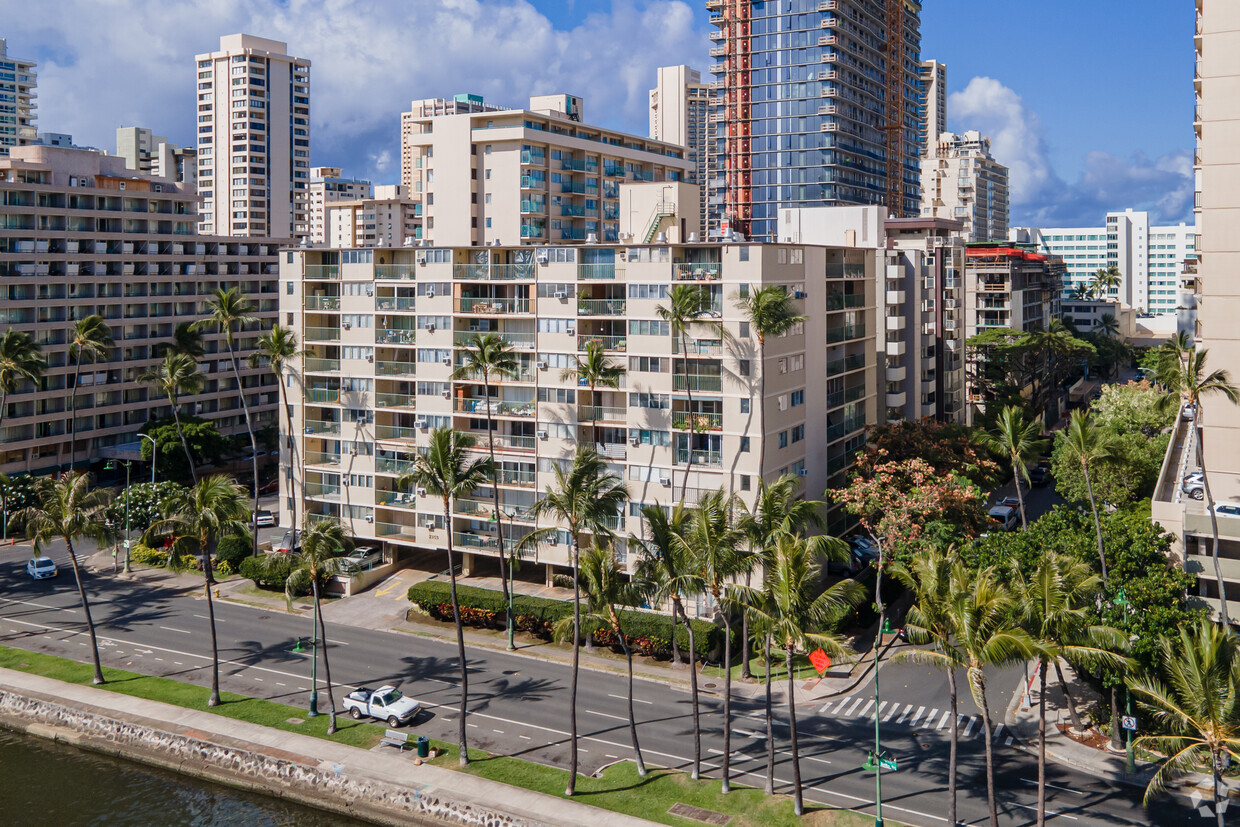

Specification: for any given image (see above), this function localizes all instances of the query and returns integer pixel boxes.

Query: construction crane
[883,0,906,218]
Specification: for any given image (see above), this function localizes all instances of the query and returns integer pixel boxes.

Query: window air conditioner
[426,288,435,297]
[546,536,558,546]
[367,355,374,362]
[365,286,374,296]
[536,360,548,369]
[365,515,374,523]
[798,468,809,477]
[424,518,438,528]
[553,290,567,300]
[416,487,427,496]
[415,418,428,428]
[565,327,575,336]
[441,389,451,398]
[794,290,807,299]
[440,357,451,365]
[342,479,350,486]
[536,430,548,439]
[426,324,435,333]
[343,322,352,329]
[629,434,640,446]
[658,475,671,486]
[536,251,549,264]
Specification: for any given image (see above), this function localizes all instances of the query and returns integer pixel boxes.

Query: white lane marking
[896,704,913,723]
[818,701,835,713]
[859,699,875,717]
[173,661,183,666]
[992,723,1006,742]
[882,704,899,722]
[275,682,287,687]
[831,696,852,714]
[608,693,651,704]
[909,706,926,726]
[963,717,978,737]
[467,723,479,728]
[844,697,865,716]
[192,615,222,622]
[253,677,263,682]
[1010,802,1078,820]
[158,626,192,635]
[585,709,628,722]
[733,729,764,739]
[1020,778,1086,796]
[519,735,531,740]
[493,729,504,734]
[921,708,940,728]
[871,701,888,719]
[0,596,79,614]
[936,711,951,730]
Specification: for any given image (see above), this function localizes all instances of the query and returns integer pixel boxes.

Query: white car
[254,510,275,527]
[339,546,382,572]
[1182,403,1198,421]
[1212,503,1240,518]
[342,685,421,727]
[988,505,1019,532]
[26,556,57,580]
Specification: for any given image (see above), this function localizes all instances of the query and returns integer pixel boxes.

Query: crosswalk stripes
[844,697,865,716]
[812,696,1012,749]
[859,699,876,718]
[920,708,940,729]
[935,710,951,730]
[963,717,978,737]
[896,704,914,724]
[882,703,900,722]
[870,701,887,720]
[908,706,926,726]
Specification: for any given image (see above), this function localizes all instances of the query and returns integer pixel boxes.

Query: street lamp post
[105,459,133,574]
[505,509,517,651]
[139,433,157,486]
[308,596,320,718]
[870,533,888,827]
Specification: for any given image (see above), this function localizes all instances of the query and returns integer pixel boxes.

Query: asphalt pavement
[0,540,1197,826]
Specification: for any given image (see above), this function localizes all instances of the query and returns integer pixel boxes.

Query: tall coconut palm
[67,315,114,471]
[0,328,45,435]
[527,447,628,795]
[739,533,862,814]
[658,284,724,499]
[283,518,351,735]
[12,472,115,685]
[1096,313,1120,339]
[679,488,754,793]
[1090,265,1122,299]
[979,405,1047,529]
[194,287,260,554]
[561,338,624,448]
[454,333,520,607]
[1130,620,1240,827]
[1010,554,1129,827]
[949,566,1035,827]
[159,321,206,360]
[1056,410,1117,584]
[633,502,693,668]
[734,286,807,486]
[1158,348,1239,627]
[137,352,205,484]
[250,325,303,539]
[145,475,250,706]
[401,427,493,766]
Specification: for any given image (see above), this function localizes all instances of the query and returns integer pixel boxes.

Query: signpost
[808,648,832,675]
[1121,716,1137,732]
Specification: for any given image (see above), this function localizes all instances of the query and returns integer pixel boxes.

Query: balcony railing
[376,490,416,507]
[454,398,537,417]
[826,353,867,375]
[375,328,417,345]
[374,393,416,409]
[453,264,537,281]
[375,424,421,441]
[672,338,724,356]
[577,405,627,423]
[375,361,418,377]
[303,357,342,373]
[577,299,626,316]
[826,293,866,311]
[453,330,536,349]
[673,374,723,392]
[578,335,626,352]
[375,456,417,476]
[304,296,340,311]
[672,412,723,431]
[305,482,342,500]
[304,326,340,342]
[304,450,343,467]
[375,521,419,538]
[303,419,341,436]
[376,296,417,311]
[304,387,340,404]
[496,468,537,488]
[375,265,416,280]
[456,297,530,314]
[826,324,866,344]
[673,262,721,281]
[305,265,340,280]
[577,264,616,280]
[486,433,537,452]
[826,417,867,442]
[827,385,866,408]
[675,448,723,467]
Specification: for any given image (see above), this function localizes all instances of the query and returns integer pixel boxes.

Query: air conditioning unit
[440,357,451,365]
[794,290,807,299]
[629,434,640,446]
[424,518,438,528]
[342,479,350,486]
[469,324,479,331]
[565,327,576,336]
[536,360,548,369]
[365,286,374,296]
[349,448,358,456]
[537,252,549,264]
[414,418,428,428]
[364,515,374,523]
[658,475,671,486]
[419,259,427,266]
[426,288,436,297]
[343,322,352,329]
[367,355,375,362]
[536,430,548,439]
[798,468,809,477]
[441,389,451,398]
[553,290,567,300]
[426,324,435,333]
[416,487,427,496]
[546,535,558,546]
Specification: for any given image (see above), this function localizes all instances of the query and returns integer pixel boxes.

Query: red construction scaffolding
[719,0,751,239]
[883,0,905,217]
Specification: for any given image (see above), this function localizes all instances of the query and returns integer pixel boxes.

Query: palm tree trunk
[947,666,958,827]
[567,533,581,795]
[170,398,198,484]
[68,356,82,472]
[611,609,646,776]
[683,604,701,780]
[202,548,221,706]
[1012,456,1028,529]
[1052,659,1086,732]
[1081,463,1108,584]
[482,374,510,606]
[1198,427,1231,627]
[670,596,683,666]
[721,606,732,794]
[1214,751,1226,827]
[1037,656,1047,827]
[679,331,693,502]
[443,497,469,766]
[64,537,105,685]
[224,339,259,558]
[756,335,766,488]
[786,644,803,816]
[278,374,296,544]
[741,573,752,680]
[588,379,597,448]
[1109,686,1123,752]
[0,387,8,436]
[313,579,338,735]
[977,671,999,827]
[764,632,774,796]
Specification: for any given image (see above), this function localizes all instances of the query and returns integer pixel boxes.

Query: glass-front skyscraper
[708,0,923,241]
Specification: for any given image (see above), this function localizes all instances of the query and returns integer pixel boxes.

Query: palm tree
[1067,282,1090,301]
[527,447,628,795]
[250,325,303,538]
[67,315,114,471]
[658,284,724,499]
[454,333,520,607]
[734,286,807,485]
[950,565,1035,827]
[146,475,250,706]
[1158,348,1239,626]
[1096,313,1120,338]
[1130,620,1240,827]
[137,352,205,483]
[561,338,624,447]
[283,518,351,735]
[194,287,260,554]
[1090,265,1122,299]
[1010,554,1128,827]
[12,473,115,685]
[978,405,1047,529]
[159,321,206,359]
[562,541,648,775]
[0,328,45,435]
[401,427,493,766]
[1056,410,1117,584]
[739,533,862,814]
[633,502,693,668]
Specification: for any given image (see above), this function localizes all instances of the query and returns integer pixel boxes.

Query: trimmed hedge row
[407,580,723,662]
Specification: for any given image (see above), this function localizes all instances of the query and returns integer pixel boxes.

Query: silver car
[26,556,57,580]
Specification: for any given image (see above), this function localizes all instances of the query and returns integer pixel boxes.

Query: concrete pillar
[545,564,555,588]
[460,552,474,578]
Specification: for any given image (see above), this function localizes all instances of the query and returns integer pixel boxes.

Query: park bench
[380,729,411,751]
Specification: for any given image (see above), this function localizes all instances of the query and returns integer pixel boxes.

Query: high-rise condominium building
[649,65,711,238]
[1011,210,1195,314]
[399,94,693,247]
[307,166,372,244]
[325,184,422,249]
[708,0,924,242]
[0,145,281,476]
[0,39,36,157]
[919,59,946,155]
[194,34,310,241]
[282,238,878,574]
[921,131,1009,242]
[116,126,197,186]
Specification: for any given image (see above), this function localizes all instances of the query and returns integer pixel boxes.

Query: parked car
[1182,403,1198,421]
[275,529,301,554]
[339,546,382,573]
[1029,466,1052,487]
[999,496,1022,509]
[988,505,1019,532]
[1212,503,1240,518]
[826,536,880,577]
[253,509,275,527]
[259,478,280,495]
[26,556,57,580]
[1182,472,1206,500]
[342,685,421,727]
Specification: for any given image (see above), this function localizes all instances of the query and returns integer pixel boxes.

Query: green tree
[67,315,114,470]
[978,405,1047,529]
[0,328,45,435]
[101,480,188,536]
[1130,620,1240,827]
[526,447,628,795]
[733,286,806,480]
[138,352,205,483]
[140,416,228,484]
[146,475,250,706]
[250,325,302,536]
[1090,265,1122,299]
[158,321,205,359]
[561,338,624,448]
[658,284,723,499]
[1056,411,1117,584]
[1096,313,1120,338]
[11,473,115,684]
[633,502,694,667]
[455,333,520,607]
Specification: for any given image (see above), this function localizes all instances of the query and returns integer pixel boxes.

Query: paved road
[0,542,1194,826]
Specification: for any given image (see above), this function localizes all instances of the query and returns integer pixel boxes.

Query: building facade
[920,131,1008,243]
[399,94,506,195]
[919,59,946,155]
[325,185,422,249]
[194,34,310,241]
[707,0,925,242]
[399,94,692,247]
[116,126,197,186]
[0,145,280,476]
[0,39,35,157]
[308,166,372,244]
[1011,210,1195,315]
[649,65,711,238]
[281,239,878,576]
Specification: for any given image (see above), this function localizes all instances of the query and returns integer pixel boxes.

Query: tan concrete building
[0,39,36,157]
[649,65,711,238]
[921,131,1009,243]
[307,166,371,244]
[399,94,693,247]
[116,126,197,187]
[195,34,310,241]
[919,60,947,156]
[325,185,422,249]
[280,238,878,578]
[0,145,281,475]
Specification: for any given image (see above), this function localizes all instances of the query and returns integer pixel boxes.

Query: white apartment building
[0,39,35,157]
[116,126,197,186]
[0,145,280,476]
[399,94,505,195]
[195,34,310,241]
[919,60,946,155]
[399,94,693,248]
[1011,209,1196,315]
[281,238,878,577]
[325,185,422,249]
[649,65,711,239]
[307,166,372,244]
[920,131,1009,243]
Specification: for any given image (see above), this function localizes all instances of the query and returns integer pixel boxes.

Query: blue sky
[17,0,1195,227]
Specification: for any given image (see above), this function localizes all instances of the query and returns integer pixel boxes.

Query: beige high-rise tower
[0,39,36,157]
[194,34,310,241]
[649,65,711,238]
[919,60,946,156]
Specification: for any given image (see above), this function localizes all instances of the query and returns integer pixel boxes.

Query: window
[417,348,451,362]
[417,315,450,330]
[778,431,789,449]
[738,247,749,262]
[628,283,670,300]
[738,360,750,377]
[740,399,750,414]
[777,394,789,412]
[536,283,575,298]
[791,424,804,443]
[341,378,373,392]
[629,320,670,336]
[417,381,448,396]
[537,247,576,263]
[740,436,750,453]
[341,314,372,328]
[739,321,750,339]
[778,358,788,375]
[638,429,671,447]
[537,318,574,333]
[791,390,804,407]
[286,281,294,294]
[537,352,574,369]
[629,356,667,372]
[341,346,373,361]
[629,392,670,410]
[537,387,576,404]
[790,354,804,372]
[740,474,751,491]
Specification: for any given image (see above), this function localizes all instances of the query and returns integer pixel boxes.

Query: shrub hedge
[215,534,251,571]
[407,580,722,661]
[239,554,293,589]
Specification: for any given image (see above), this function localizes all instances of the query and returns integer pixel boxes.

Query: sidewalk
[0,666,657,827]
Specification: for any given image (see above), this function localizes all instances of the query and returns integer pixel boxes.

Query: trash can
[416,736,429,758]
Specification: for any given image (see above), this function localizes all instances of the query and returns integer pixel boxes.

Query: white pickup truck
[341,685,421,727]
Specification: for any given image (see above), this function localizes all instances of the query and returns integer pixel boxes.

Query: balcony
[672,412,722,432]
[304,325,340,342]
[375,328,417,345]
[577,299,626,316]
[305,450,343,468]
[453,264,536,281]
[375,361,418,377]
[304,357,342,373]
[304,296,340,311]
[304,388,340,404]
[673,263,721,281]
[376,297,417,312]
[496,467,537,488]
[376,490,416,508]
[886,366,907,383]
[826,417,866,443]
[826,353,866,375]
[453,330,535,349]
[303,419,342,436]
[675,448,723,467]
[577,263,617,280]
[375,522,419,539]
[305,265,340,280]
[577,405,628,423]
[305,482,342,501]
[886,316,906,331]
[454,398,537,417]
[481,433,538,453]
[672,338,724,356]
[578,334,626,352]
[376,456,417,476]
[827,385,867,408]
[375,424,421,441]
[673,374,723,392]
[374,393,416,409]
[375,265,417,280]
[456,297,530,315]
[826,324,866,344]
[886,391,908,408]
[827,293,867,311]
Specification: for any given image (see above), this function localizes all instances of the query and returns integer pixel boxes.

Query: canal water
[0,727,369,826]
